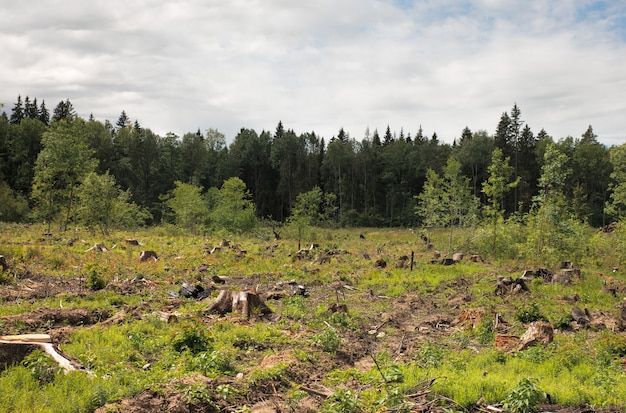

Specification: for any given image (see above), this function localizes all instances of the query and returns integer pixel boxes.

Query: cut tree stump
[0,255,8,271]
[208,290,272,319]
[139,250,159,262]
[0,334,79,373]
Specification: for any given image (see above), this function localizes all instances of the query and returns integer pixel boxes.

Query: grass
[1,222,626,411]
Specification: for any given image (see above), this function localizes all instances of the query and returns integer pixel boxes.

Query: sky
[2,0,626,146]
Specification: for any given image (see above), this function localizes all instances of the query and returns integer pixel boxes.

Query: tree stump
[374,258,387,268]
[208,290,272,319]
[0,255,8,272]
[125,239,140,246]
[469,255,484,263]
[139,250,158,262]
[495,334,519,352]
[452,252,464,262]
[517,321,553,351]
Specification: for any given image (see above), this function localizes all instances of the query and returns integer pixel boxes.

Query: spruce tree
[10,95,24,124]
[38,100,50,125]
[52,99,76,122]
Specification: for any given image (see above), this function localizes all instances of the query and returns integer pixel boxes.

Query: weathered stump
[125,239,140,246]
[469,254,484,263]
[208,290,272,319]
[374,258,387,269]
[139,250,158,262]
[0,255,8,272]
[452,252,464,262]
[517,321,553,351]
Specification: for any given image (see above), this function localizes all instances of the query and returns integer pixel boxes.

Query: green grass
[2,223,626,411]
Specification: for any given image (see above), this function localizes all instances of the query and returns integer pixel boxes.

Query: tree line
[1,96,624,236]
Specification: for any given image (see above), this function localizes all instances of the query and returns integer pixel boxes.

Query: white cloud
[1,0,625,145]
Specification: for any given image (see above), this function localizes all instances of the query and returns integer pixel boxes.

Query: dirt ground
[1,247,625,413]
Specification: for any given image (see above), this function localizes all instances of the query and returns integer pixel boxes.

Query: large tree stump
[208,290,272,319]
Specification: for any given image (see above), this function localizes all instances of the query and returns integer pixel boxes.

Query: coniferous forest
[0,95,622,237]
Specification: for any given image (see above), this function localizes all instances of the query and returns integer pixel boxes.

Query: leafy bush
[172,326,213,354]
[312,327,341,353]
[320,388,362,413]
[515,303,547,323]
[21,350,60,384]
[501,377,547,413]
[84,263,107,291]
[189,350,233,375]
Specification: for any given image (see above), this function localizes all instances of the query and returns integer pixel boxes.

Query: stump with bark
[208,290,272,319]
[0,255,8,272]
[139,250,158,262]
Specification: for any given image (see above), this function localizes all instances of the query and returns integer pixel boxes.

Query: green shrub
[515,303,547,323]
[84,263,107,291]
[312,327,341,353]
[501,377,547,413]
[172,326,213,354]
[320,388,362,413]
[189,350,233,375]
[21,350,60,384]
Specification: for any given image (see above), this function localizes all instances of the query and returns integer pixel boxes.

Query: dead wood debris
[85,243,109,252]
[494,276,530,296]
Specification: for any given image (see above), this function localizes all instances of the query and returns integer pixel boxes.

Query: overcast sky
[2,0,625,145]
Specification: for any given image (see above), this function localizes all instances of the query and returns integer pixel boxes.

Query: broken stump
[517,321,553,351]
